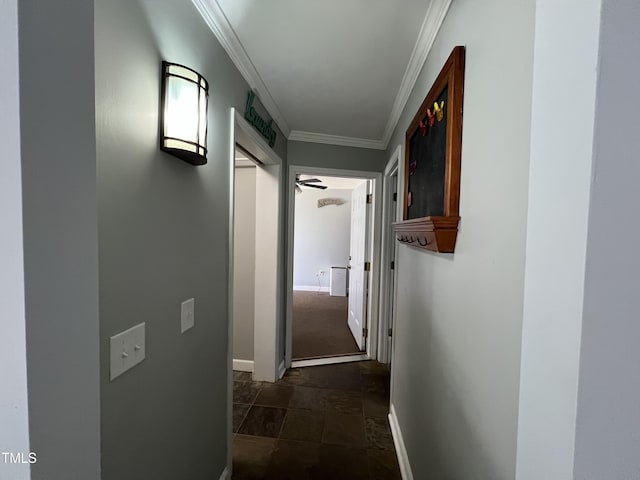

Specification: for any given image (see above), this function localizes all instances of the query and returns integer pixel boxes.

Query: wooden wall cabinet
[393,46,465,253]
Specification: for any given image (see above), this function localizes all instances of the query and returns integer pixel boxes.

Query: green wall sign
[244,91,277,148]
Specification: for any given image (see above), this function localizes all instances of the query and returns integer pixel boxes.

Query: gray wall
[293,188,353,289]
[574,0,640,476]
[288,141,387,172]
[19,1,101,479]
[95,0,286,478]
[0,1,31,479]
[386,0,535,478]
[233,167,256,362]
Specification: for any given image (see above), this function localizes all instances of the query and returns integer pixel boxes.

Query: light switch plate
[181,298,195,333]
[110,322,146,381]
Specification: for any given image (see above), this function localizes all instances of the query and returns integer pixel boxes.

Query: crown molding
[380,0,452,147]
[289,130,386,150]
[191,0,291,137]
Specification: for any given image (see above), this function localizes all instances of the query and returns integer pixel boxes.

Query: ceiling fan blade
[299,178,322,183]
[295,185,302,194]
[304,183,327,190]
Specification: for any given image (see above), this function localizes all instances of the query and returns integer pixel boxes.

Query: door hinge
[392,192,397,202]
[364,262,371,271]
[366,194,373,204]
[363,327,368,338]
[388,328,393,337]
[390,260,395,270]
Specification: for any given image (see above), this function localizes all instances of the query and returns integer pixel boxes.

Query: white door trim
[228,108,284,472]
[226,110,236,476]
[378,145,403,365]
[234,110,282,166]
[285,165,383,367]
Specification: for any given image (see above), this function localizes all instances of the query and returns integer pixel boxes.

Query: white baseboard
[218,466,229,480]
[232,359,254,372]
[389,404,414,480]
[291,353,368,368]
[293,285,329,293]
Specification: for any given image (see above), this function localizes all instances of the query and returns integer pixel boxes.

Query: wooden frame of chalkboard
[393,46,465,253]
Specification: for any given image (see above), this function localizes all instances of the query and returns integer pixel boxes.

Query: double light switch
[110,322,146,380]
[109,297,194,381]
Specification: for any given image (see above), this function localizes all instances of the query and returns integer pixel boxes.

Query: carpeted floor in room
[292,290,361,360]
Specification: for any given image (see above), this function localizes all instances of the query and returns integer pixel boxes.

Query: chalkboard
[393,46,465,253]
[407,87,448,219]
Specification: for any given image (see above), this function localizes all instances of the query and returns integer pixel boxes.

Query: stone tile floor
[232,361,401,480]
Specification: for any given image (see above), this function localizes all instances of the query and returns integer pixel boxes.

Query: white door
[348,180,370,350]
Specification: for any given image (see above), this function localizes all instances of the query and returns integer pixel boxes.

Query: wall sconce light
[160,61,209,165]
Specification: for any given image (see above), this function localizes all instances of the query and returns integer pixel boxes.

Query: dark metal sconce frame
[160,61,209,166]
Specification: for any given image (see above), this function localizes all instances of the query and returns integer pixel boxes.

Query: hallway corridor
[232,361,400,479]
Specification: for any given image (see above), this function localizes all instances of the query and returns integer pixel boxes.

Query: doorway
[232,146,258,374]
[291,174,368,361]
[378,145,403,365]
[227,107,285,471]
[229,109,283,384]
[286,166,383,369]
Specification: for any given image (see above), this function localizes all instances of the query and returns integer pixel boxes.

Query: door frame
[227,108,284,469]
[285,165,383,368]
[378,145,403,364]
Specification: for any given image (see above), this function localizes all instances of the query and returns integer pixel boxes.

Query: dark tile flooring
[232,361,401,480]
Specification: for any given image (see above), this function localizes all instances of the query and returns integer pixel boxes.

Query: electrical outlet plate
[181,298,195,333]
[110,322,146,381]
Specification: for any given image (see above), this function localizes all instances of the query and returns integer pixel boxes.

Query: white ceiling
[195,0,450,149]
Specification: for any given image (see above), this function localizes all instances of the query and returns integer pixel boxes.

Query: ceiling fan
[295,175,327,193]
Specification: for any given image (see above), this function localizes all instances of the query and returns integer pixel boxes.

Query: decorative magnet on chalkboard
[426,108,436,127]
[407,191,413,207]
[419,120,428,136]
[409,159,417,175]
[434,101,445,122]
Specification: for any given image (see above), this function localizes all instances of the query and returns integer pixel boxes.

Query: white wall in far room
[293,187,355,291]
